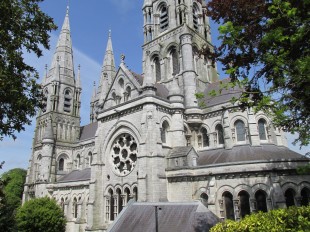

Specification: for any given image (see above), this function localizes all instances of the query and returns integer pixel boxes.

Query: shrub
[16,197,66,232]
[211,205,310,232]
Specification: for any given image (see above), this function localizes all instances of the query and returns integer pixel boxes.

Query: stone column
[180,33,197,108]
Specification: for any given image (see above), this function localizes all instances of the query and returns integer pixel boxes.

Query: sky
[0,0,308,174]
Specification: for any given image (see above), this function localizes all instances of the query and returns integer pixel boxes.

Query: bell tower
[34,7,81,146]
[142,0,218,108]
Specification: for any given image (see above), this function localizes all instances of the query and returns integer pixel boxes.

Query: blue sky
[0,0,308,174]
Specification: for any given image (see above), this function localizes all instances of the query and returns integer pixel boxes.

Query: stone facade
[23,1,310,231]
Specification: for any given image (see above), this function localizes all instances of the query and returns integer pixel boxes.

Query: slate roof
[129,71,169,100]
[198,144,308,166]
[57,168,91,183]
[108,201,219,232]
[79,122,98,141]
[169,146,193,158]
[203,78,242,107]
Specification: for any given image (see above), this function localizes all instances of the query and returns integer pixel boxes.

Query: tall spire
[47,7,75,84]
[97,31,116,103]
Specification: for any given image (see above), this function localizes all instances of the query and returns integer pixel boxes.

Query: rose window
[111,134,138,176]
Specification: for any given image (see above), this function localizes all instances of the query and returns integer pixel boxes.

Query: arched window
[161,121,169,144]
[285,188,296,207]
[200,128,209,147]
[238,191,250,218]
[159,5,169,31]
[124,187,131,203]
[193,4,199,31]
[63,89,72,113]
[109,189,115,221]
[215,124,224,145]
[88,152,93,167]
[258,119,267,140]
[133,186,138,201]
[170,47,179,75]
[60,198,65,212]
[42,89,48,113]
[235,120,246,142]
[200,193,208,208]
[58,158,64,171]
[223,192,235,220]
[116,188,123,214]
[255,190,267,212]
[124,86,131,102]
[154,56,161,82]
[76,154,81,169]
[73,197,78,218]
[301,187,310,206]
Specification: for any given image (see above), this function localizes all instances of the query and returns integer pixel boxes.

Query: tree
[205,0,310,147]
[16,197,66,232]
[210,205,310,232]
[0,0,57,140]
[0,168,27,231]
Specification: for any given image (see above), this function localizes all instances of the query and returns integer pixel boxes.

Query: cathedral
[23,1,310,231]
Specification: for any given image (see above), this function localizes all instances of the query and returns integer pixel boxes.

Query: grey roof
[155,83,169,99]
[129,71,169,100]
[108,201,219,232]
[79,122,98,141]
[169,146,193,158]
[203,78,242,107]
[198,144,308,166]
[57,168,91,183]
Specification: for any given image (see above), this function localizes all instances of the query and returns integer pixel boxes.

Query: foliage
[0,0,57,140]
[16,197,66,232]
[297,163,310,175]
[1,168,27,209]
[205,0,310,147]
[211,205,310,232]
[0,168,27,231]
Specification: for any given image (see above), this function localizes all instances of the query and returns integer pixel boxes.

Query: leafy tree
[16,197,66,232]
[205,0,310,147]
[0,168,27,231]
[211,205,310,232]
[0,0,57,140]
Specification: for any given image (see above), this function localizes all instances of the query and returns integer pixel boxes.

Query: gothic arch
[281,182,298,194]
[252,183,271,197]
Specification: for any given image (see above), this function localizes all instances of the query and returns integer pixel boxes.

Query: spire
[47,7,75,84]
[97,31,116,103]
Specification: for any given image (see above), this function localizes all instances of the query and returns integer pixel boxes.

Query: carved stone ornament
[110,134,138,176]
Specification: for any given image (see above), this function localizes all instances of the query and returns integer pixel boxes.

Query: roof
[129,71,169,99]
[108,201,219,232]
[203,78,242,107]
[169,146,193,158]
[57,168,91,183]
[198,144,308,166]
[79,122,98,141]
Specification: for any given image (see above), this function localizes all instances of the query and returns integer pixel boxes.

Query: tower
[25,8,81,199]
[142,0,218,108]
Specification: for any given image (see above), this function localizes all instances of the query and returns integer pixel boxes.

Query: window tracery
[111,134,138,176]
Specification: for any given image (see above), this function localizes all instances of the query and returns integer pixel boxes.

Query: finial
[93,81,96,87]
[66,0,70,13]
[121,54,125,63]
[78,64,81,70]
[109,30,111,38]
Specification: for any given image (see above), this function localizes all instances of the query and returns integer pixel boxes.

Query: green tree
[211,205,310,232]
[0,168,27,231]
[0,0,57,140]
[16,197,66,232]
[205,0,310,147]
